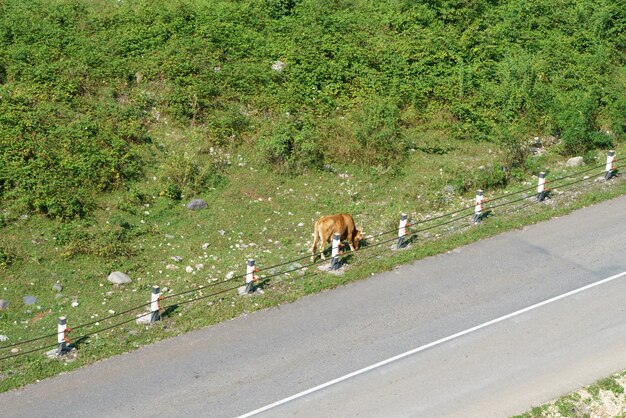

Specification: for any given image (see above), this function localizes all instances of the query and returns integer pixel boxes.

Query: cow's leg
[311,222,320,262]
[321,232,330,260]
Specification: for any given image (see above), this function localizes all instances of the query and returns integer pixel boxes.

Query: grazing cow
[311,214,364,262]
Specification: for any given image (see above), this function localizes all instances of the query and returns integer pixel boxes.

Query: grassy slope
[1,0,626,392]
[1,136,625,391]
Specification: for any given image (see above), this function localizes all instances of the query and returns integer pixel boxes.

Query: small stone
[0,299,8,310]
[530,137,542,148]
[23,296,37,305]
[11,348,19,354]
[171,256,183,262]
[444,185,455,193]
[186,199,208,210]
[195,264,204,270]
[0,335,8,342]
[225,271,235,280]
[166,264,178,270]
[289,262,303,271]
[218,230,225,236]
[135,313,152,325]
[202,243,210,249]
[107,271,132,285]
[566,156,584,167]
[185,266,194,273]
[71,299,79,308]
[105,291,115,297]
[165,234,175,239]
[52,283,63,292]
[271,60,285,72]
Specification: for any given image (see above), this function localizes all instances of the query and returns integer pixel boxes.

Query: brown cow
[311,214,364,262]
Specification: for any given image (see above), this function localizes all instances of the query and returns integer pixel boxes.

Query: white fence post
[397,213,408,249]
[57,317,69,355]
[245,259,256,293]
[605,150,616,180]
[537,172,546,202]
[150,285,161,322]
[331,233,341,270]
[474,189,484,223]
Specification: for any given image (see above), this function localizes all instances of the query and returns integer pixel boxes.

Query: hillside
[0,0,625,391]
[1,0,625,218]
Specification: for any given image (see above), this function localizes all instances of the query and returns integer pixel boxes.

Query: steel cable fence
[1,161,622,360]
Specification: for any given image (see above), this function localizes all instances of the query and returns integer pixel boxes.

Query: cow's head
[354,230,365,250]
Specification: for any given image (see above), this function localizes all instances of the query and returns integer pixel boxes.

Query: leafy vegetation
[0,0,624,218]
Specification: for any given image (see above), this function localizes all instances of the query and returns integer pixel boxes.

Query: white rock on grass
[135,313,153,325]
[171,256,183,262]
[107,272,132,285]
[185,266,194,273]
[23,296,37,305]
[225,271,235,280]
[566,156,584,167]
[195,263,204,270]
[0,335,8,342]
[166,264,178,270]
[271,60,285,72]
[186,199,208,210]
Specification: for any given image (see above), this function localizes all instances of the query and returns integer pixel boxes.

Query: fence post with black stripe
[245,259,257,293]
[537,172,547,202]
[150,285,161,322]
[57,317,70,355]
[330,233,341,270]
[397,213,408,249]
[605,150,616,180]
[474,189,484,223]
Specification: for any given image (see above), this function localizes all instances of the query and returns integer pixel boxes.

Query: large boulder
[107,271,132,285]
[186,199,208,210]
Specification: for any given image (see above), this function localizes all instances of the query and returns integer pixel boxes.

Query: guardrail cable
[1,162,621,360]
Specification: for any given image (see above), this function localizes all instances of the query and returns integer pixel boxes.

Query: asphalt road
[1,195,625,418]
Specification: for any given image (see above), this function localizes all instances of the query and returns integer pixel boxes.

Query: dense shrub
[0,0,624,218]
[259,117,325,171]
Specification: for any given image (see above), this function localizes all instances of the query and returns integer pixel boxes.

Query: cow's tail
[311,220,320,261]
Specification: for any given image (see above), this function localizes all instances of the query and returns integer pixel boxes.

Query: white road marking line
[238,270,626,417]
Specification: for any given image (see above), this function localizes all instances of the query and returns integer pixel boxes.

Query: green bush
[0,246,16,269]
[554,90,613,155]
[354,97,407,166]
[452,163,509,195]
[259,118,324,171]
